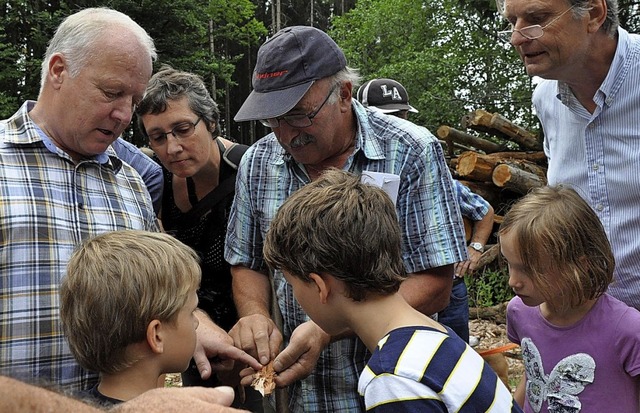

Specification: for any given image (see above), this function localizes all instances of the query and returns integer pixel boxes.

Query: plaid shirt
[0,101,158,390]
[454,180,490,222]
[225,101,466,412]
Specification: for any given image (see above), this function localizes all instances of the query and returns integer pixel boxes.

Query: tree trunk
[456,151,499,182]
[469,302,508,324]
[492,163,546,194]
[475,243,500,269]
[462,109,542,151]
[436,125,503,153]
[485,150,547,165]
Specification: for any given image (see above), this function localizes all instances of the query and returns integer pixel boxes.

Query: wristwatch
[469,242,484,253]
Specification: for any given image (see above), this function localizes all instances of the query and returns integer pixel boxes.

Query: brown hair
[263,168,406,301]
[499,185,614,312]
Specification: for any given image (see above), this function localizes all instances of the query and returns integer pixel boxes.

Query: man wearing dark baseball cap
[356,78,419,118]
[226,26,466,413]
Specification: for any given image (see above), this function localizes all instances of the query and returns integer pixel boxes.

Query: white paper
[360,171,401,206]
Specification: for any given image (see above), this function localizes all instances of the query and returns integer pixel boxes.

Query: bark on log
[475,243,500,269]
[498,159,547,181]
[487,151,547,165]
[492,163,546,194]
[436,125,503,154]
[469,302,508,324]
[461,109,542,151]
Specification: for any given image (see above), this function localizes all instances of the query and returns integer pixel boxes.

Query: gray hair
[326,66,362,104]
[41,8,156,91]
[497,0,619,37]
[136,66,221,137]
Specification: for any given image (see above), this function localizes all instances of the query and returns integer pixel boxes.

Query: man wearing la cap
[222,26,466,412]
[356,78,495,344]
[356,78,419,119]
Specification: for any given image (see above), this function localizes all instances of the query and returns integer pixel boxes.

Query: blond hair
[60,230,200,374]
[499,185,614,312]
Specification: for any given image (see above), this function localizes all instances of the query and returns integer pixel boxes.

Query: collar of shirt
[3,100,121,171]
[556,27,632,110]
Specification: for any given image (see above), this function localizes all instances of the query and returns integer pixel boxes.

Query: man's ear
[309,272,330,304]
[338,82,353,112]
[47,53,67,90]
[146,319,164,354]
[587,0,608,33]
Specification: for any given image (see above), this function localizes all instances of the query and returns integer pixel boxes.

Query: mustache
[290,134,315,149]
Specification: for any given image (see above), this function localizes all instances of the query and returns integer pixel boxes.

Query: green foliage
[466,267,513,308]
[330,0,539,135]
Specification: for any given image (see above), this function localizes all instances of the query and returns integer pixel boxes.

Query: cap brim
[234,82,314,122]
[369,103,419,114]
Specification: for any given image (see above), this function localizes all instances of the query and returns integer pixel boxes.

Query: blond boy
[60,230,201,406]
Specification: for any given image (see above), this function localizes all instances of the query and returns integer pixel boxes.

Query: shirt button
[605,97,613,105]
[596,204,604,211]
[592,164,599,171]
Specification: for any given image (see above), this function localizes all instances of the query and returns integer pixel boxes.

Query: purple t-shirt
[507,294,640,413]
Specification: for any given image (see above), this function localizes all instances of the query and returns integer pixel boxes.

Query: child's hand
[272,321,331,387]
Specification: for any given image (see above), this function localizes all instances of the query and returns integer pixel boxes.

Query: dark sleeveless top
[160,139,238,331]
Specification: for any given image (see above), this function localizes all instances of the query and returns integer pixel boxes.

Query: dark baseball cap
[356,78,418,114]
[234,26,347,122]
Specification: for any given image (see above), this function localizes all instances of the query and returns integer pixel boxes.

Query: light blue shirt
[225,100,466,412]
[534,27,640,309]
[112,138,163,215]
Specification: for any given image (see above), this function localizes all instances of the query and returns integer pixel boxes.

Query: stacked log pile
[437,109,546,269]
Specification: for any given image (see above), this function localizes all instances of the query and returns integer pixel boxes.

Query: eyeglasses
[147,117,202,147]
[260,84,338,129]
[497,5,576,43]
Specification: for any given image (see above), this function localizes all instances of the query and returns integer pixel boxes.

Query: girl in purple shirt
[500,185,640,413]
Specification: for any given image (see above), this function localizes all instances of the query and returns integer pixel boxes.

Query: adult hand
[272,320,330,387]
[229,314,282,366]
[113,386,247,413]
[454,247,482,277]
[193,310,262,381]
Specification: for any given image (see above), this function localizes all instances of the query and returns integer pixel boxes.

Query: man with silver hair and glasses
[497,0,640,311]
[221,26,466,412]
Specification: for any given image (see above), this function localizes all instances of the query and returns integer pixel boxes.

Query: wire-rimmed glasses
[260,84,339,129]
[147,117,202,147]
[497,5,576,44]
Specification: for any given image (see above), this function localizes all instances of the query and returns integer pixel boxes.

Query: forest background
[3,0,640,306]
[4,0,639,146]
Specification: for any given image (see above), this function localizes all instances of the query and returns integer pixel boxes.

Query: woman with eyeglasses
[135,67,260,410]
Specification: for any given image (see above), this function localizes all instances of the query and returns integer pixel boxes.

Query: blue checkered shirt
[454,180,490,222]
[225,100,466,412]
[0,101,158,390]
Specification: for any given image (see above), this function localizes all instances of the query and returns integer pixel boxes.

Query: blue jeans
[437,279,470,343]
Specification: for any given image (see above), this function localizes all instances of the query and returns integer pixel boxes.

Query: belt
[452,277,465,286]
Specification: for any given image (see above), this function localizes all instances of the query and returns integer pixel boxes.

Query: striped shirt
[359,326,522,412]
[225,101,466,412]
[534,27,640,310]
[0,101,158,390]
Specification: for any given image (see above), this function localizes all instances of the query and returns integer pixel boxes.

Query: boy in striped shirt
[261,168,522,412]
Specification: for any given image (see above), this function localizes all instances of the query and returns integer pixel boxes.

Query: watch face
[470,243,484,252]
